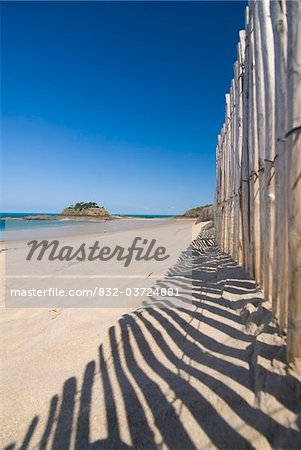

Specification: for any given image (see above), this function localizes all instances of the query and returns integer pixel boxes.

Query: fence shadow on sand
[5,238,301,450]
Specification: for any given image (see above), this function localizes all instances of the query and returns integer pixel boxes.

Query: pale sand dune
[1,221,300,449]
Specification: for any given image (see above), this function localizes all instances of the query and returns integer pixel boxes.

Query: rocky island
[2,202,113,222]
[61,202,111,218]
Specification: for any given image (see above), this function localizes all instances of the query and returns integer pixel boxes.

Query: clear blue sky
[1,1,246,214]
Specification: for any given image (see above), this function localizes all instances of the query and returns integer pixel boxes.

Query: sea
[0,212,175,240]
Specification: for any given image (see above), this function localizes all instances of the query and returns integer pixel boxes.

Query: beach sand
[1,219,300,449]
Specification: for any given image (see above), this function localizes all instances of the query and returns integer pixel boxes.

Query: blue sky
[1,1,246,214]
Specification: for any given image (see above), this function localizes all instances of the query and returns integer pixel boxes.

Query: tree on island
[67,202,103,211]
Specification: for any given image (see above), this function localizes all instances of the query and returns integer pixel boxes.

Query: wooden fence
[214,0,301,362]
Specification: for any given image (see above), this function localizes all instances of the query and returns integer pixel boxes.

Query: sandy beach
[1,219,300,449]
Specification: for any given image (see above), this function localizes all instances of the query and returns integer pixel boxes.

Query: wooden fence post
[257,0,276,303]
[253,0,268,296]
[241,6,251,272]
[286,0,301,362]
[237,31,246,266]
[248,9,261,283]
[270,0,288,327]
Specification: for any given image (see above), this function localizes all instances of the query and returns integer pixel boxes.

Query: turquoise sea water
[0,212,175,238]
[0,213,82,232]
